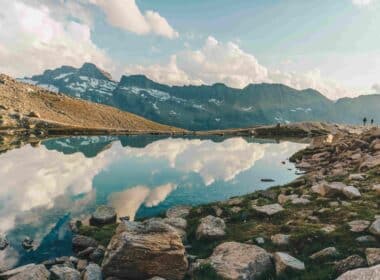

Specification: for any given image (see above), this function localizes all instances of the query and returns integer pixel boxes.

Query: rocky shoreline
[1,127,380,279]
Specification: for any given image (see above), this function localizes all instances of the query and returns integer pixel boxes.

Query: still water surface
[0,135,307,269]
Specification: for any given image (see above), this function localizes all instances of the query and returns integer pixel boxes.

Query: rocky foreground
[1,128,380,279]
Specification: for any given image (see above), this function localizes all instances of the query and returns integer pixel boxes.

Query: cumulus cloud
[0,0,112,77]
[124,36,352,100]
[89,0,178,38]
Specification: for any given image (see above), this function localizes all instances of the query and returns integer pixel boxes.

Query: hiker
[371,119,374,126]
[363,117,367,126]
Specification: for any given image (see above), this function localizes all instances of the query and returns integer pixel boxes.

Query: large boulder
[83,263,102,280]
[274,252,305,275]
[196,215,226,240]
[50,265,80,280]
[369,219,380,237]
[90,205,117,226]
[348,220,370,233]
[342,186,361,199]
[309,247,338,261]
[208,242,273,279]
[101,219,188,280]
[6,264,50,280]
[336,264,380,280]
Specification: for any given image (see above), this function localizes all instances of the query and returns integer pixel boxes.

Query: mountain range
[21,63,380,130]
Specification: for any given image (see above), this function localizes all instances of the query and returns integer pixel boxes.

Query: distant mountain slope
[0,74,182,133]
[24,63,380,130]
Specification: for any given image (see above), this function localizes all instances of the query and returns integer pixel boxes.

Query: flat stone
[356,235,377,243]
[196,215,226,240]
[348,173,366,181]
[309,247,338,261]
[321,224,337,234]
[369,219,380,237]
[90,205,117,226]
[348,220,370,233]
[255,237,265,245]
[334,255,367,275]
[336,264,380,280]
[365,248,380,266]
[7,264,50,280]
[274,252,305,275]
[224,197,243,206]
[253,203,284,216]
[50,265,80,280]
[271,234,290,246]
[166,205,191,219]
[208,242,273,279]
[325,182,346,197]
[83,263,102,280]
[342,186,361,199]
[291,197,311,205]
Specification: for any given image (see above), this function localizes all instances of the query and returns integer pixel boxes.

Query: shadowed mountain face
[25,63,380,130]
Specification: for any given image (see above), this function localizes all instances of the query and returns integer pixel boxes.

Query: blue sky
[0,0,379,99]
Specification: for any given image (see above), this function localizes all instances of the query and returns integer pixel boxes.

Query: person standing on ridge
[371,119,374,126]
[363,117,367,126]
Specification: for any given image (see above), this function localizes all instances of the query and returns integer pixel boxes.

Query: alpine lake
[0,134,309,270]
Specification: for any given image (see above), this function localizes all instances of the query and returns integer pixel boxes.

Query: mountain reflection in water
[0,135,307,270]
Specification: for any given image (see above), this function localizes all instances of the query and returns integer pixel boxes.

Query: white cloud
[89,0,178,39]
[124,36,352,100]
[0,0,112,77]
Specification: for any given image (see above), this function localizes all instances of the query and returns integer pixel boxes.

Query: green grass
[78,223,118,247]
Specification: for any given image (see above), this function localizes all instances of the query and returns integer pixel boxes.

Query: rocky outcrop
[208,242,273,279]
[90,205,117,226]
[72,235,98,252]
[101,219,188,280]
[196,215,226,240]
[336,264,380,280]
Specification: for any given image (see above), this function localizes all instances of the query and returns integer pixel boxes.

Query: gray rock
[253,203,284,216]
[369,219,380,237]
[336,264,380,280]
[6,264,50,280]
[342,186,361,199]
[291,197,311,205]
[274,252,305,275]
[309,247,338,261]
[76,259,88,272]
[0,264,36,279]
[348,173,366,181]
[83,263,102,280]
[365,248,380,266]
[334,255,367,275]
[101,219,188,280]
[255,237,265,245]
[90,205,117,226]
[278,194,298,205]
[208,242,273,279]
[0,234,8,250]
[50,265,80,280]
[72,235,98,252]
[90,246,106,264]
[373,184,380,194]
[77,247,95,258]
[196,215,226,240]
[356,235,377,243]
[271,234,290,246]
[166,205,191,219]
[348,220,370,233]
[149,217,187,242]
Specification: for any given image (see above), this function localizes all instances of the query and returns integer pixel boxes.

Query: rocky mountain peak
[78,63,112,81]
